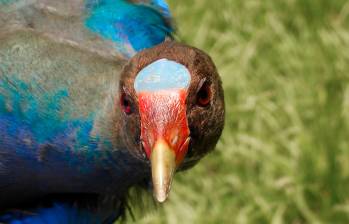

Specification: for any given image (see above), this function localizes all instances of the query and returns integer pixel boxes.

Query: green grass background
[128,0,349,223]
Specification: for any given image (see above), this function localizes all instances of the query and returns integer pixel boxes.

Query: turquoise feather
[85,0,173,57]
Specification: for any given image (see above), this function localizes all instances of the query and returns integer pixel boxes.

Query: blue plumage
[0,75,107,149]
[0,203,108,224]
[85,0,173,57]
[0,0,173,222]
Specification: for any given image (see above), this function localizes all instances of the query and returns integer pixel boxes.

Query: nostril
[171,135,178,146]
[169,129,180,147]
[140,140,148,160]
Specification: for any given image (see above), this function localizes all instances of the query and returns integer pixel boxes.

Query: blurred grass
[127,0,349,223]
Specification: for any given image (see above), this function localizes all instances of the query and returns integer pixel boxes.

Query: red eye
[196,82,211,107]
[120,93,132,115]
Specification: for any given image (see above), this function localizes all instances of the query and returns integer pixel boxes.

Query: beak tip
[150,139,176,203]
[153,180,172,202]
[154,191,168,203]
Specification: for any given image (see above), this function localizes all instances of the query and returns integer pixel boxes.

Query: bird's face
[118,42,224,202]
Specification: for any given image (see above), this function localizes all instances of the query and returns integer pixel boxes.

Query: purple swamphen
[0,0,225,223]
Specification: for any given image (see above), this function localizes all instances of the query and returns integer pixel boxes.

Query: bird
[0,0,225,223]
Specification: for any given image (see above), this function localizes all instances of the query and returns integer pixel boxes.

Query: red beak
[138,89,190,202]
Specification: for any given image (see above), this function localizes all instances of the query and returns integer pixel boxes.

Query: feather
[85,0,173,57]
[0,203,104,224]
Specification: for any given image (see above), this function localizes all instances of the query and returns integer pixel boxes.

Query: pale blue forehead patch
[134,59,191,93]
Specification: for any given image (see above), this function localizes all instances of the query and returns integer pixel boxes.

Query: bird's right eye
[120,93,132,115]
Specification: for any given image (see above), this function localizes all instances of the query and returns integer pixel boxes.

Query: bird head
[117,42,225,202]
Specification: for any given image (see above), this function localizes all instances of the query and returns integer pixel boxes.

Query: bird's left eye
[196,81,212,107]
[120,93,132,115]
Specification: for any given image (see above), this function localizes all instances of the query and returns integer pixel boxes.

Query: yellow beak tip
[154,191,168,203]
[150,139,176,203]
